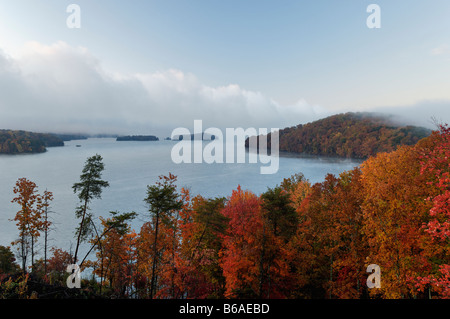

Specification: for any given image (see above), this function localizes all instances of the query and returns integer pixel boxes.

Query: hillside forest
[247,112,432,159]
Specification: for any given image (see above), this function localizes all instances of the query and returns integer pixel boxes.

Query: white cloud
[431,44,450,56]
[0,41,327,135]
[1,41,447,137]
[374,99,450,129]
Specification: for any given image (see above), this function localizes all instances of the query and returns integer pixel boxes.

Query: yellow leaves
[289,180,311,210]
[0,274,29,299]
[358,137,445,298]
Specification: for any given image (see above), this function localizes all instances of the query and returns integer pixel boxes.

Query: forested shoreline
[2,112,431,158]
[1,124,450,299]
[0,130,64,154]
[247,112,432,159]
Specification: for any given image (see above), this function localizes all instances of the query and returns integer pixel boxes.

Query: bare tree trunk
[329,254,333,299]
[74,191,89,264]
[31,236,35,270]
[21,233,27,273]
[150,212,160,299]
[44,201,49,276]
[258,223,267,299]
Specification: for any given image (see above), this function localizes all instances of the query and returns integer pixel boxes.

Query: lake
[0,138,361,258]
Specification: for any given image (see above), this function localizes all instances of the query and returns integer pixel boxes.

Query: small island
[172,133,216,141]
[116,135,159,142]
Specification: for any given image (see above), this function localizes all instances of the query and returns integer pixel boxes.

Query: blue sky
[0,0,449,135]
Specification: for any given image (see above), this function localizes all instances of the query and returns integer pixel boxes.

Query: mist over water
[0,138,361,260]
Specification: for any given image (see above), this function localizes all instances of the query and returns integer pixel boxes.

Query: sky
[0,0,449,136]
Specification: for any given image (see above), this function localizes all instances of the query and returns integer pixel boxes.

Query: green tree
[179,195,228,298]
[72,154,109,264]
[144,173,183,299]
[0,246,19,274]
[261,186,298,241]
[259,186,298,298]
[88,211,137,297]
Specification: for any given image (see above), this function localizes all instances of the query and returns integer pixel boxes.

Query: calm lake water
[0,138,361,257]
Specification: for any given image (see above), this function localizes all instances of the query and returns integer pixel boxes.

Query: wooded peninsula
[0,130,64,154]
[246,112,432,159]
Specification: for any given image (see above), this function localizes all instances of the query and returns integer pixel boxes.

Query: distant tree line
[116,135,159,141]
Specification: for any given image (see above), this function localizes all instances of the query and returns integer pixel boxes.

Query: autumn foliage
[273,112,431,159]
[0,129,63,154]
[5,124,450,299]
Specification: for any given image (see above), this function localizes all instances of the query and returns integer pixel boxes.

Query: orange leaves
[91,214,138,297]
[47,248,72,274]
[9,127,450,299]
[11,178,39,233]
[222,186,262,239]
[220,184,301,299]
[359,132,444,298]
[10,178,53,272]
[220,186,263,298]
[293,169,367,299]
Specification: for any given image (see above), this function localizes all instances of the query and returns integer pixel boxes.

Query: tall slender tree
[144,173,183,299]
[11,178,40,272]
[89,211,137,297]
[37,189,53,276]
[72,154,109,264]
